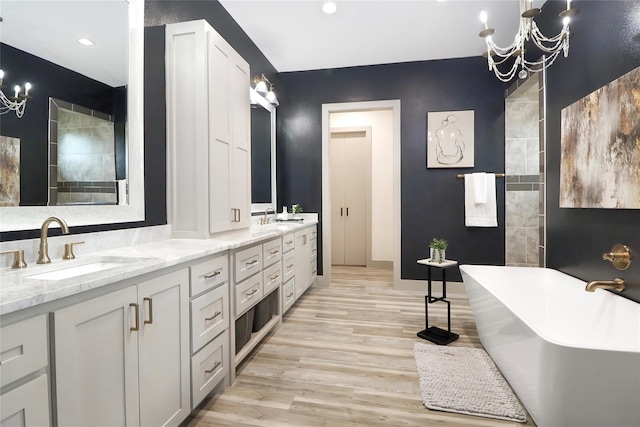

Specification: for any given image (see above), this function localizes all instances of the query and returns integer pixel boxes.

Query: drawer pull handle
[246,289,259,297]
[286,293,294,298]
[270,274,280,281]
[205,361,221,374]
[130,303,140,331]
[269,250,279,256]
[204,270,221,279]
[205,311,222,321]
[246,260,259,267]
[286,264,294,269]
[144,297,153,325]
[286,240,293,244]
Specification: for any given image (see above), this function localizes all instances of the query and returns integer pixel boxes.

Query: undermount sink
[25,256,154,281]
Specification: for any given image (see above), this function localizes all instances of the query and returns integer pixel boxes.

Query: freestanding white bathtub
[460,265,640,427]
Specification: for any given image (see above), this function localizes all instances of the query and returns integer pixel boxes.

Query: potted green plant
[429,238,448,263]
[292,204,303,217]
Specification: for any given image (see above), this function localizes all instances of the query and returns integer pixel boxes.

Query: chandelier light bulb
[14,85,20,98]
[25,82,31,96]
[563,16,570,26]
[480,11,488,24]
[322,2,337,14]
[0,69,4,84]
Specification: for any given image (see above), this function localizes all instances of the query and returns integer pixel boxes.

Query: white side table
[416,258,459,345]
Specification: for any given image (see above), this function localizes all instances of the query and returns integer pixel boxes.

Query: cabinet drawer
[282,232,295,253]
[310,241,318,262]
[282,278,296,314]
[234,245,262,283]
[235,274,263,316]
[191,330,228,409]
[0,315,48,388]
[191,283,229,353]
[262,238,282,268]
[282,251,295,283]
[311,259,318,280]
[0,374,50,426]
[263,261,283,295]
[190,255,228,297]
[309,226,318,240]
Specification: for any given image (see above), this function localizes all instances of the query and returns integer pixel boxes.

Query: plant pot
[430,248,446,263]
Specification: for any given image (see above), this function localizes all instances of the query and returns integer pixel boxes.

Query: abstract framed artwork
[427,110,474,168]
[0,135,20,207]
[560,66,640,209]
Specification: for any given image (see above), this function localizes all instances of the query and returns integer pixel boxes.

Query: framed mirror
[250,87,276,213]
[0,0,145,232]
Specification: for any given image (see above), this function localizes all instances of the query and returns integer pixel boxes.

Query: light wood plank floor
[184,266,535,427]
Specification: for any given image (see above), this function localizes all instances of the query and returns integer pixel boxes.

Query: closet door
[331,131,369,266]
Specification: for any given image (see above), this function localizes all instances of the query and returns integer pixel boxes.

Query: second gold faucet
[36,216,70,264]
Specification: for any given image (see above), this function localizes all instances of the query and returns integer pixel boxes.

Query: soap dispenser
[280,206,288,220]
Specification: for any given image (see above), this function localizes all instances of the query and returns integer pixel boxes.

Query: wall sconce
[0,69,32,118]
[253,73,279,107]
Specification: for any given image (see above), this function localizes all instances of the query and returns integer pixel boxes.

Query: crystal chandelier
[0,69,32,118]
[479,0,579,82]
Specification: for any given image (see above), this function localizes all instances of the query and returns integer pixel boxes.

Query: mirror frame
[0,0,145,232]
[250,87,277,214]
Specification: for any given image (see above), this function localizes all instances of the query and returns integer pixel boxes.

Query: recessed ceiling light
[78,38,94,46]
[322,1,337,14]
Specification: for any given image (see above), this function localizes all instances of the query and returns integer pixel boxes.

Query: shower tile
[526,228,539,265]
[506,228,527,265]
[506,191,539,227]
[506,139,527,175]
[526,138,539,174]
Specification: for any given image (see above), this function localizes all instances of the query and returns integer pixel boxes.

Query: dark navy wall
[540,0,640,303]
[277,58,506,280]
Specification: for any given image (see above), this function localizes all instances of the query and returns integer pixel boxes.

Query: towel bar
[456,173,505,178]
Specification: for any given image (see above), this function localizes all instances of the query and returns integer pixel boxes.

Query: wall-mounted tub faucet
[602,244,631,270]
[36,216,70,264]
[585,278,625,292]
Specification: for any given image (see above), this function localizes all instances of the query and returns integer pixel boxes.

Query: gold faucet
[585,278,625,292]
[261,208,276,225]
[36,216,70,264]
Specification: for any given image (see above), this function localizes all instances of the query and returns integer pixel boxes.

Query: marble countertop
[0,221,316,316]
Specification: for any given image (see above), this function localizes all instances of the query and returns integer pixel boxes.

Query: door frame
[320,100,401,287]
[329,126,372,267]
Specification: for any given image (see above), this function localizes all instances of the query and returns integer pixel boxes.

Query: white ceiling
[219,0,524,72]
[1,1,129,87]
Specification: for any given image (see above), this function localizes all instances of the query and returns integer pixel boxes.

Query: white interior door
[330,130,369,266]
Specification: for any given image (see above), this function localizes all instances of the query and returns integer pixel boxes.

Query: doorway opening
[320,100,401,287]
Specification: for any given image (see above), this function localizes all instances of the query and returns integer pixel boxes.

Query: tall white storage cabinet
[166,20,251,238]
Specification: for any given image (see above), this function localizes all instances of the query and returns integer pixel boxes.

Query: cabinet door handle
[246,259,259,267]
[205,311,221,321]
[130,303,140,331]
[346,207,349,216]
[269,250,279,256]
[204,269,222,279]
[246,289,258,297]
[270,274,280,281]
[205,361,221,374]
[143,297,153,325]
[340,207,343,216]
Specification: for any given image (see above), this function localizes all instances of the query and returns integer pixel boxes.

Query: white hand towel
[472,172,487,203]
[464,173,498,227]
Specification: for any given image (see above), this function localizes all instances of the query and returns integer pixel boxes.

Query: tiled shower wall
[48,98,117,205]
[505,73,546,267]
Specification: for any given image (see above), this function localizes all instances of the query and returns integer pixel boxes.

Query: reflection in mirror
[0,0,144,232]
[250,87,276,213]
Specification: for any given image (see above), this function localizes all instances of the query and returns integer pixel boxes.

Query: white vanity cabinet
[0,315,50,427]
[294,225,317,299]
[281,232,296,314]
[166,19,251,238]
[53,269,190,427]
[189,255,230,409]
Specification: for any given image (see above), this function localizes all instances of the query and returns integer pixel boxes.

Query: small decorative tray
[276,218,304,222]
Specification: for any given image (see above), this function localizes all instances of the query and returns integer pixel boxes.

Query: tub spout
[585,278,625,292]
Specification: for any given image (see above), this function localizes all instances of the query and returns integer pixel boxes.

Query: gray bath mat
[414,342,526,423]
